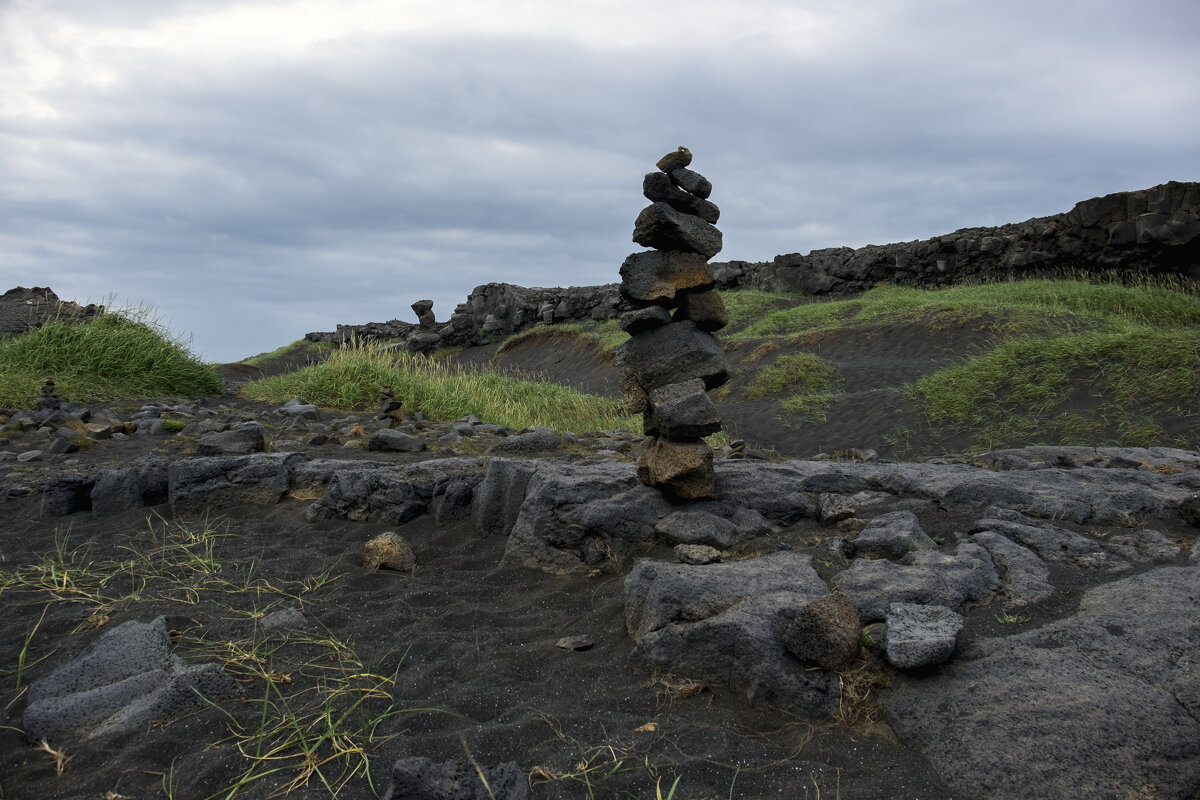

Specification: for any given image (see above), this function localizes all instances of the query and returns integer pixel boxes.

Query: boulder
[883,565,1200,800]
[23,616,240,742]
[363,532,416,571]
[884,603,964,669]
[367,429,427,453]
[471,458,539,537]
[782,591,862,671]
[625,552,837,718]
[848,510,937,558]
[834,543,999,622]
[654,509,736,549]
[169,454,299,513]
[488,428,562,455]
[197,422,266,456]
[90,461,169,516]
[633,202,723,259]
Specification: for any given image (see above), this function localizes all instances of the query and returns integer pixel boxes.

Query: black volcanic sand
[0,450,955,799]
[457,318,1005,458]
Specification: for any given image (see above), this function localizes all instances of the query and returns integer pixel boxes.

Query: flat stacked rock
[616,148,729,500]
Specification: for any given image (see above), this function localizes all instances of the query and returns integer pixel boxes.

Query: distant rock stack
[616,148,729,500]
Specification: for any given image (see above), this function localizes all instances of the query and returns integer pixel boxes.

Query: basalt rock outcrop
[304,181,1200,349]
[0,286,104,339]
[617,148,729,499]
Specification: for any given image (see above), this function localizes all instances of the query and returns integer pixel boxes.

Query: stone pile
[616,148,729,500]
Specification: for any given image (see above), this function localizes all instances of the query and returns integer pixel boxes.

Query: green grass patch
[241,342,638,433]
[732,298,862,339]
[0,306,222,407]
[744,353,839,401]
[499,319,628,360]
[240,339,335,368]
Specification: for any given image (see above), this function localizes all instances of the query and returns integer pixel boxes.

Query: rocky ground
[2,358,1199,799]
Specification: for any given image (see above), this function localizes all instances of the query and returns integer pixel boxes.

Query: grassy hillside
[485,276,1200,455]
[0,307,221,407]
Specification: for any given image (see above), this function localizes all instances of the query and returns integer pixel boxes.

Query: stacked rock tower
[616,147,730,500]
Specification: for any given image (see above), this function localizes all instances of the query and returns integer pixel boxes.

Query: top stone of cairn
[656,146,693,173]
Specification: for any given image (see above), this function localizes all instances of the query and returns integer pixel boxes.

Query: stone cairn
[616,147,729,500]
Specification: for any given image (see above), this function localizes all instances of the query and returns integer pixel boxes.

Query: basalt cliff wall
[306,180,1200,350]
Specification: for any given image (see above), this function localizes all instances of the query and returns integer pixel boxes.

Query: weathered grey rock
[430,474,480,526]
[643,171,720,223]
[633,202,723,259]
[782,591,861,671]
[197,421,266,455]
[363,532,416,571]
[169,454,299,512]
[673,288,728,332]
[669,167,713,199]
[488,427,561,454]
[471,458,539,537]
[626,553,837,717]
[615,320,728,393]
[655,509,736,549]
[367,429,427,453]
[382,757,530,800]
[40,474,93,516]
[1181,493,1200,527]
[834,543,999,622]
[618,250,716,308]
[968,506,1111,569]
[259,607,308,632]
[847,510,937,558]
[276,398,321,420]
[968,531,1054,608]
[884,603,963,668]
[884,566,1200,800]
[91,461,169,516]
[713,462,816,525]
[644,379,722,441]
[23,616,240,742]
[626,551,825,639]
[502,461,672,573]
[817,493,857,524]
[1103,528,1181,564]
[306,466,449,525]
[636,437,715,500]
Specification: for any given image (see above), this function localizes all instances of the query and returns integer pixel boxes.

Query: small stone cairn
[616,147,729,500]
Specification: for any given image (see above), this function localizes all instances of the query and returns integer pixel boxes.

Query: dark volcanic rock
[632,202,723,259]
[618,250,716,308]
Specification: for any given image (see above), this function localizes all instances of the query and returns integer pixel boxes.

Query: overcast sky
[3,0,1198,362]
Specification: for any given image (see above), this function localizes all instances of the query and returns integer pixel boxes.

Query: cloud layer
[3,0,1198,361]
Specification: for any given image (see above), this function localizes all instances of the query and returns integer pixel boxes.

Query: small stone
[674,543,722,565]
[818,493,857,524]
[644,379,722,441]
[655,146,692,172]
[363,532,416,571]
[619,305,673,335]
[555,635,595,651]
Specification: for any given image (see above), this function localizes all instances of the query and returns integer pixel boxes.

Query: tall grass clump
[0,306,222,406]
[241,342,639,433]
